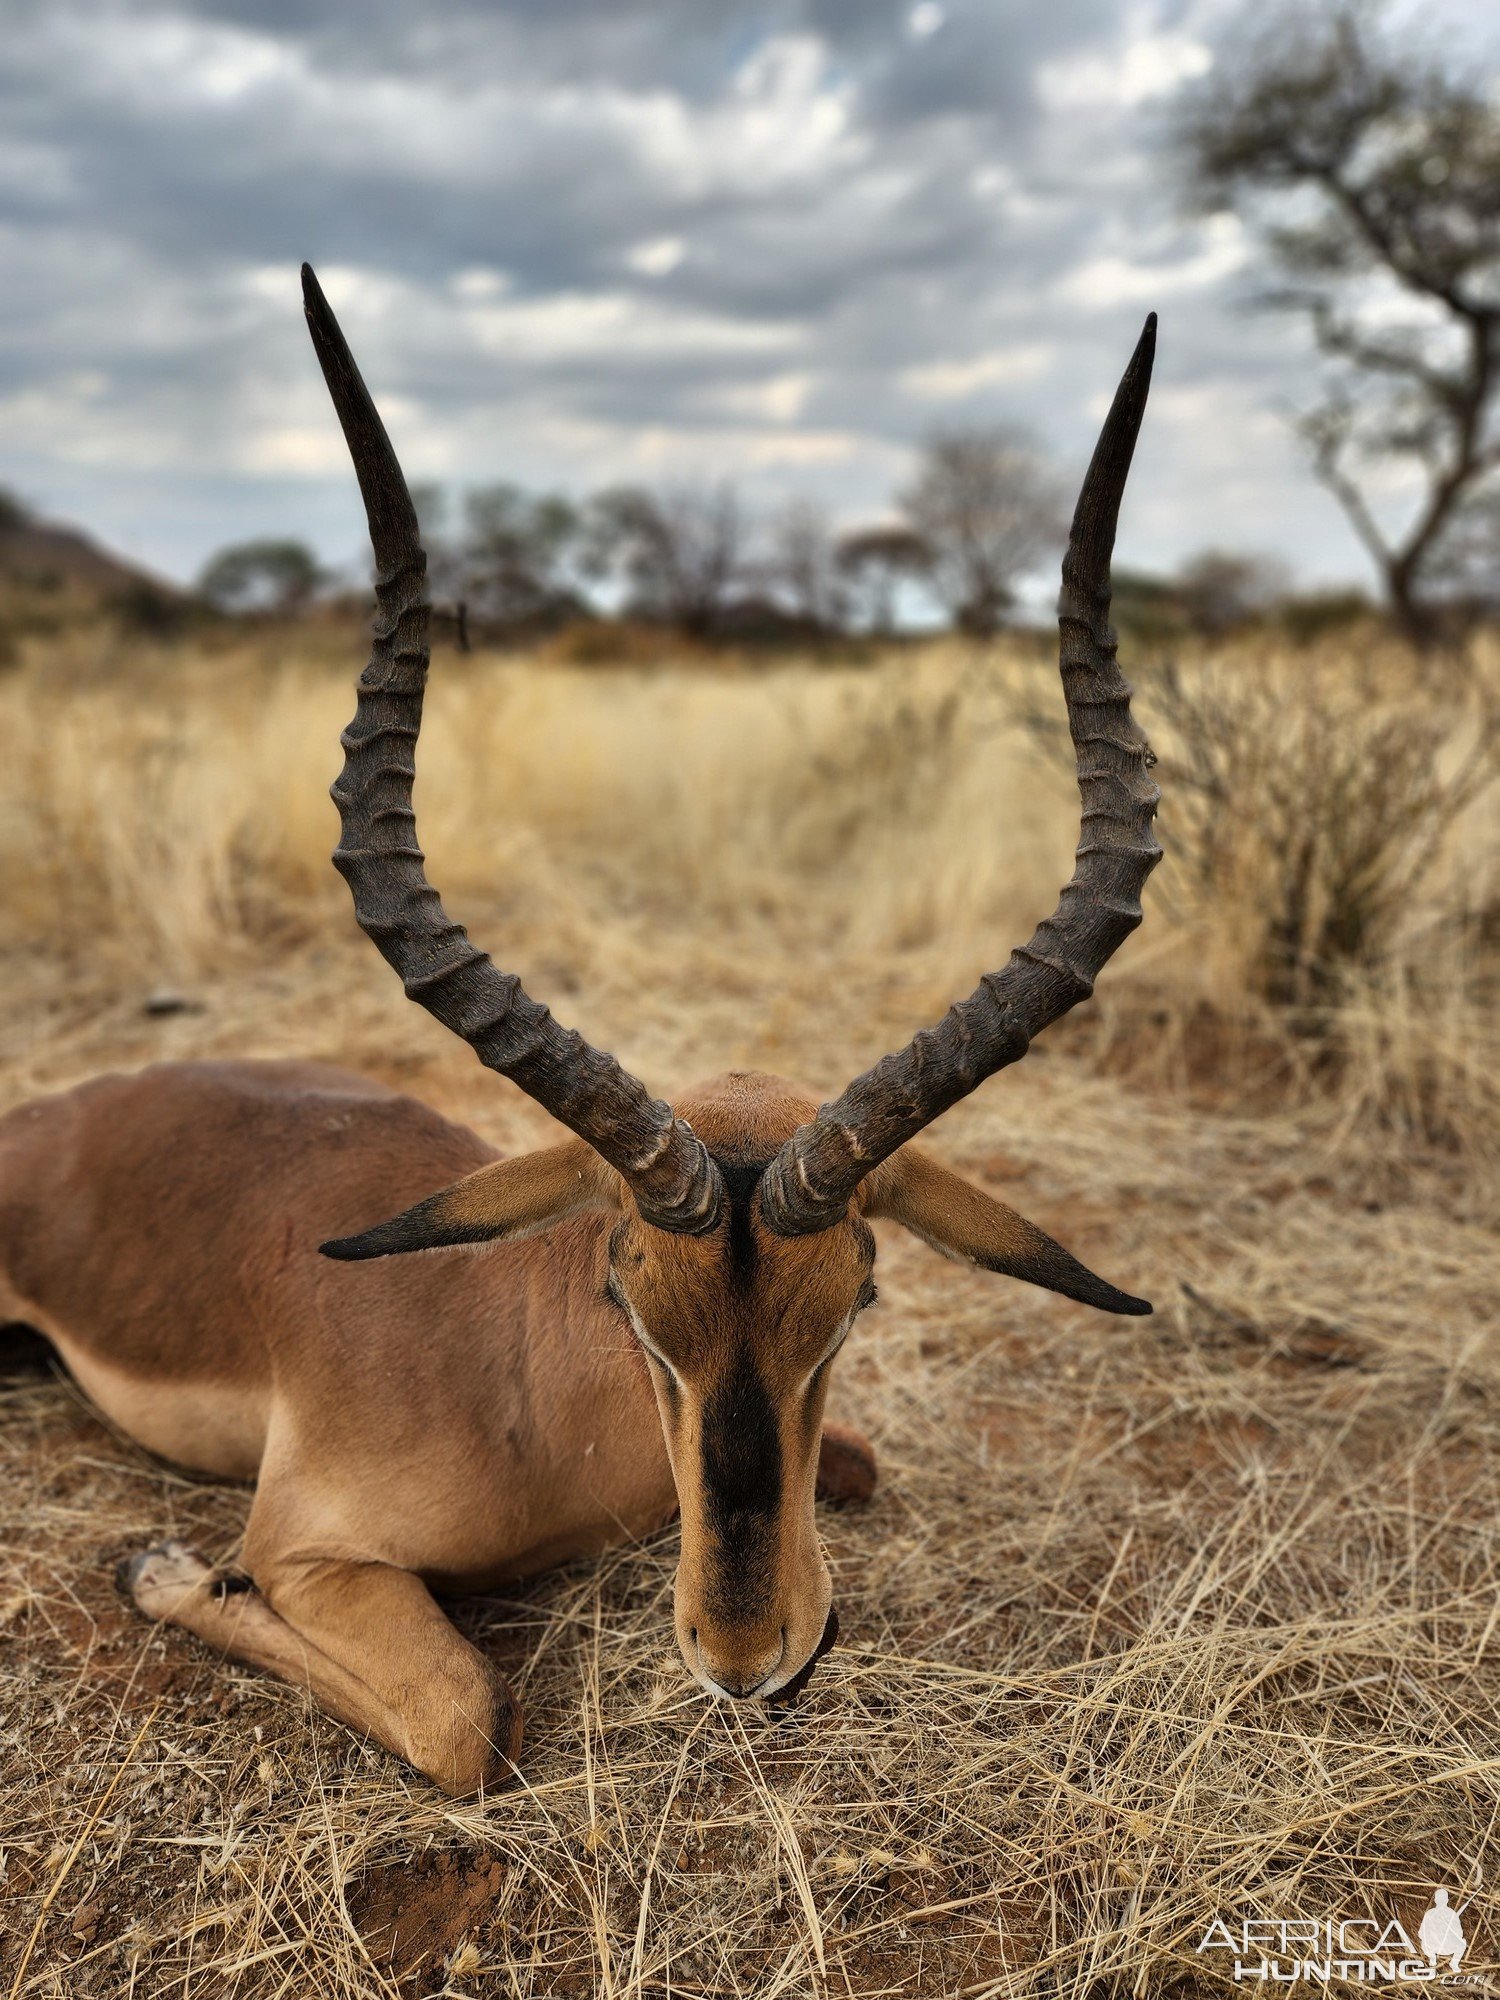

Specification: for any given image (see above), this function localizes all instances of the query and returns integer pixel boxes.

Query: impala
[0,269,1161,1795]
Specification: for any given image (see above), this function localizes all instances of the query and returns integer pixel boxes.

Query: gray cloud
[0,0,1493,591]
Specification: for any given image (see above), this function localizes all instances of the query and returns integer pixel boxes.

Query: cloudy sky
[0,0,1493,596]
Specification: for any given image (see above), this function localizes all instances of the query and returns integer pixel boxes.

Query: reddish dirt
[349,1850,508,1984]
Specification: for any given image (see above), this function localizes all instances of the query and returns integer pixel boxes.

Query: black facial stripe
[715,1156,770,1288]
[701,1344,782,1624]
[702,1346,781,1516]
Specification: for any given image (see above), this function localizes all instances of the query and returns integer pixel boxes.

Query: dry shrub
[1140,642,1499,1147]
[1149,649,1499,1008]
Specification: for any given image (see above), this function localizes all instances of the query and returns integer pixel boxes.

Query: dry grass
[1,622,1498,1996]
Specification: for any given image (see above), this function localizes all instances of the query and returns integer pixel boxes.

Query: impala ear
[320,1141,622,1261]
[861,1146,1151,1316]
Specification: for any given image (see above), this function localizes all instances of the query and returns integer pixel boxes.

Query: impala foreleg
[123,1541,520,1796]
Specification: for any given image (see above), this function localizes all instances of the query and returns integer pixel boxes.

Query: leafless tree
[900,429,1063,636]
[1175,4,1500,642]
[460,483,583,630]
[768,499,848,630]
[1177,549,1291,635]
[584,482,745,635]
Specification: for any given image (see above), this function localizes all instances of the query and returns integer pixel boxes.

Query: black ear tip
[1092,1281,1152,1315]
[1143,310,1157,335]
[319,1233,371,1262]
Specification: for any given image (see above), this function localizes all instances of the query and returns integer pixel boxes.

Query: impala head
[302,264,1162,1703]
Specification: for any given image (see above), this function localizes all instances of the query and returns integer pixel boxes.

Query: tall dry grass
[2,622,1495,1146]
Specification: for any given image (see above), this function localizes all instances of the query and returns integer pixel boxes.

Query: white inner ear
[623,1299,679,1382]
[900,1219,974,1267]
[810,1307,858,1376]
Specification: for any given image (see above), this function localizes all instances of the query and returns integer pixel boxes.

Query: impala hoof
[118,1539,216,1620]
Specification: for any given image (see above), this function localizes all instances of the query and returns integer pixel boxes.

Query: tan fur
[0,1063,867,1788]
[1,1059,1135,1792]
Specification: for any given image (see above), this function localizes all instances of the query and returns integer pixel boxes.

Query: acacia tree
[835,524,933,634]
[197,539,325,615]
[1175,5,1500,641]
[900,429,1062,636]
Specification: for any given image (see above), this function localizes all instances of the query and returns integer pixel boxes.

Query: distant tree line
[180,5,1500,656]
[194,430,1358,647]
[195,426,1073,642]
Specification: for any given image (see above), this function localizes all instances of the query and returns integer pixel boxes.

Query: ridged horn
[302,263,722,1235]
[759,315,1162,1235]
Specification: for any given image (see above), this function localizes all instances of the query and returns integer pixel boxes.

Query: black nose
[767,1607,839,1708]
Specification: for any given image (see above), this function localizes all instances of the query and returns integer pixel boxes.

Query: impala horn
[302,263,722,1235]
[759,316,1161,1235]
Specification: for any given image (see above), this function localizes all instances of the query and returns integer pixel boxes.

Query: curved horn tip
[1129,313,1157,388]
[300,264,348,355]
[1121,311,1157,392]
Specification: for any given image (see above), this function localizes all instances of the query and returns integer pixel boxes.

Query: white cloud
[240,424,354,475]
[458,288,802,361]
[610,422,859,471]
[908,4,946,40]
[451,267,509,301]
[1039,27,1211,110]
[615,35,861,197]
[0,373,168,470]
[900,344,1054,399]
[743,430,859,467]
[711,372,817,423]
[627,236,686,277]
[44,11,302,115]
[969,164,1013,198]
[1055,216,1248,310]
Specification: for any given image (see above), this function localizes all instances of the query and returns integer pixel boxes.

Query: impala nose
[693,1627,786,1700]
[691,1607,840,1702]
